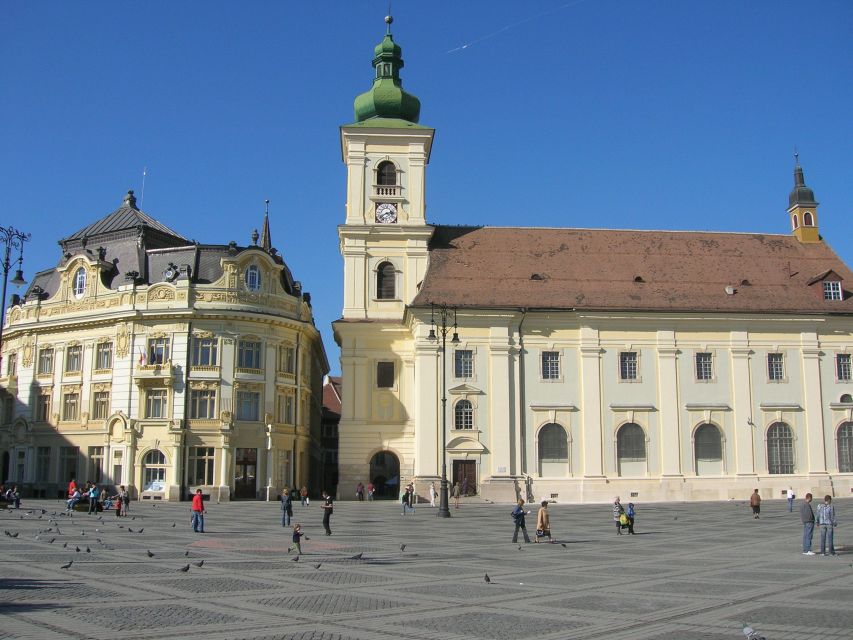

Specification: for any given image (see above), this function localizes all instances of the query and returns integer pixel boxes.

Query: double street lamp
[0,226,30,369]
[427,302,459,518]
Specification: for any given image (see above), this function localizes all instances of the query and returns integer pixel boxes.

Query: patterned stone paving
[0,497,850,639]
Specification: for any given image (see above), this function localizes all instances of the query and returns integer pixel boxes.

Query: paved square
[0,497,850,639]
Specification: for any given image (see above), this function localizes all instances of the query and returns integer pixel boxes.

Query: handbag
[619,513,629,525]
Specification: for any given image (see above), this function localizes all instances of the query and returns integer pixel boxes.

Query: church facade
[0,192,328,501]
[334,20,853,503]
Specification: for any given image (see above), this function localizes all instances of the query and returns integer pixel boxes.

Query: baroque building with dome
[333,19,853,503]
[0,191,328,501]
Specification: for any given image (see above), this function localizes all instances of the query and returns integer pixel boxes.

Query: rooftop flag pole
[141,167,147,207]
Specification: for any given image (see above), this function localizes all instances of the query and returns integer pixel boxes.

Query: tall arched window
[694,423,723,475]
[538,423,568,462]
[377,161,397,186]
[142,449,167,491]
[803,212,814,226]
[838,422,853,473]
[767,422,794,474]
[73,267,87,299]
[792,214,799,229]
[617,423,646,476]
[376,261,396,299]
[454,399,473,430]
[245,265,261,292]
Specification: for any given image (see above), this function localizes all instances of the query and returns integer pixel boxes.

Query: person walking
[787,486,796,512]
[512,499,531,543]
[817,495,838,556]
[321,490,333,535]
[117,485,129,517]
[535,500,552,543]
[461,476,469,497]
[612,497,625,535]
[191,489,206,533]
[281,487,293,527]
[401,485,411,515]
[87,484,100,515]
[356,482,365,501]
[290,523,304,555]
[300,486,309,507]
[429,482,436,507]
[749,489,761,519]
[452,482,461,509]
[367,482,375,501]
[626,502,636,535]
[800,493,815,555]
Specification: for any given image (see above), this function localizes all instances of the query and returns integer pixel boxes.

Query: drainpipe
[517,308,528,477]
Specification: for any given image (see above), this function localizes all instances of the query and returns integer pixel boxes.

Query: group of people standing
[800,493,838,556]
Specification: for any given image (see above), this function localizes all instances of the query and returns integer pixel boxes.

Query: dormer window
[73,267,87,299]
[824,281,842,301]
[245,265,261,292]
[803,211,814,226]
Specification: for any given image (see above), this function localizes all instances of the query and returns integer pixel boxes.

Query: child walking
[290,523,304,555]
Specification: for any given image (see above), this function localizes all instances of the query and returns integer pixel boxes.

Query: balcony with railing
[373,184,401,198]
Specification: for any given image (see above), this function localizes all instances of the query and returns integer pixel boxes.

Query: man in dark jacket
[511,499,531,543]
[800,493,815,555]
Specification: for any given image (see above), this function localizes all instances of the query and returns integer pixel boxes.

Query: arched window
[376,261,396,299]
[245,265,261,292]
[838,422,853,473]
[767,422,794,474]
[803,212,814,226]
[454,400,473,430]
[617,423,646,476]
[538,423,568,462]
[840,394,853,404]
[694,423,723,475]
[792,214,799,229]
[73,267,87,299]
[377,161,397,186]
[142,449,167,491]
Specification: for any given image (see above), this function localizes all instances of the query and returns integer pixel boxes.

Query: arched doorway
[369,451,400,499]
[617,423,646,477]
[694,423,723,475]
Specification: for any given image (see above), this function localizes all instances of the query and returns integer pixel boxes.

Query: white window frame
[767,352,786,382]
[823,281,842,301]
[95,342,113,371]
[235,390,261,421]
[454,349,474,379]
[618,351,640,382]
[65,345,82,373]
[836,353,852,382]
[541,350,561,381]
[237,340,262,370]
[695,351,714,382]
[73,267,87,299]
[191,337,219,367]
[145,388,169,419]
[189,389,217,419]
[37,348,54,376]
[245,265,261,292]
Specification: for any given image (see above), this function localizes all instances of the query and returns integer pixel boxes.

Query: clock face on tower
[375,202,398,224]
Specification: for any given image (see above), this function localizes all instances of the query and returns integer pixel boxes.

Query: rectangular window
[188,447,215,485]
[236,391,260,421]
[62,391,80,421]
[767,353,785,381]
[823,281,842,301]
[88,446,104,484]
[147,337,170,365]
[237,340,262,369]
[837,354,852,382]
[454,349,474,378]
[36,393,52,422]
[38,348,54,375]
[541,351,560,380]
[92,390,111,420]
[277,393,295,424]
[191,337,218,367]
[6,352,17,376]
[376,361,395,388]
[59,446,79,484]
[145,388,168,418]
[0,393,12,424]
[65,345,82,373]
[95,342,113,370]
[279,345,296,374]
[189,389,217,419]
[695,352,714,381]
[113,450,123,486]
[36,446,51,482]
[619,351,638,380]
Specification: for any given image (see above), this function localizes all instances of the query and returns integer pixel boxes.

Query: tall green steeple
[353,15,421,124]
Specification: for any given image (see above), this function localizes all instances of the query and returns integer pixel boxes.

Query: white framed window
[142,450,167,491]
[189,389,216,419]
[376,261,396,299]
[767,353,785,382]
[236,391,261,421]
[376,361,395,388]
[95,342,113,370]
[245,265,261,292]
[36,446,51,482]
[37,348,54,375]
[145,388,168,419]
[619,351,638,381]
[278,345,296,374]
[541,351,560,380]
[61,391,80,421]
[277,392,295,424]
[454,349,474,378]
[237,340,262,369]
[824,281,842,301]
[92,390,110,420]
[88,446,104,484]
[191,337,218,367]
[73,267,87,298]
[454,399,474,429]
[147,337,170,365]
[65,345,82,373]
[836,354,852,382]
[767,422,794,474]
[36,392,51,422]
[695,352,714,381]
[188,447,215,485]
[6,352,16,376]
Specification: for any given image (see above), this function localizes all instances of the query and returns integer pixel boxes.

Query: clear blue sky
[3,1,852,375]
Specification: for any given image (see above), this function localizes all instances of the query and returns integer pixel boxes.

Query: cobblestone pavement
[0,497,850,639]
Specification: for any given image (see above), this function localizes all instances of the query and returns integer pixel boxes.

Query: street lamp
[0,226,30,369]
[427,302,459,518]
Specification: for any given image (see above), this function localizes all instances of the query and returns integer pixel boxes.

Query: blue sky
[2,1,852,375]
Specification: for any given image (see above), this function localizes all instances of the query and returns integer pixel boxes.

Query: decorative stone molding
[21,336,34,367]
[189,381,219,391]
[91,382,111,393]
[193,330,215,339]
[147,286,175,302]
[115,324,131,357]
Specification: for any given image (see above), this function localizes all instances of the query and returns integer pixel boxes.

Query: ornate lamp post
[0,226,30,369]
[427,303,459,518]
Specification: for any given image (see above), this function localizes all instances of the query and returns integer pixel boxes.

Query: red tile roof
[411,226,853,313]
[323,376,342,416]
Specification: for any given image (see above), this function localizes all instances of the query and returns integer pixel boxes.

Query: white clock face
[375,202,398,224]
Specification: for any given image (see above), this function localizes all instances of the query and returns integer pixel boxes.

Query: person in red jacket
[67,478,78,498]
[191,489,206,533]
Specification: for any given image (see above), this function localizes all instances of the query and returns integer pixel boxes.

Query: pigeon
[314,563,322,569]
[132,516,136,520]
[518,545,522,551]
[171,523,176,527]
[193,560,204,568]
[349,552,363,560]
[178,564,190,572]
[291,556,299,562]
[60,560,73,570]
[137,528,144,533]
[184,550,189,557]
[62,542,68,548]
[304,536,310,540]
[10,532,18,538]
[80,531,85,536]
[75,546,81,552]
[400,544,406,552]
[85,546,91,553]
[484,573,491,584]
[560,543,567,548]
[146,550,155,558]
[3,530,9,537]
[48,538,56,544]
[127,528,135,533]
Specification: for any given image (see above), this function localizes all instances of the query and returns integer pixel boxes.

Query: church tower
[338,14,435,320]
[788,157,820,243]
